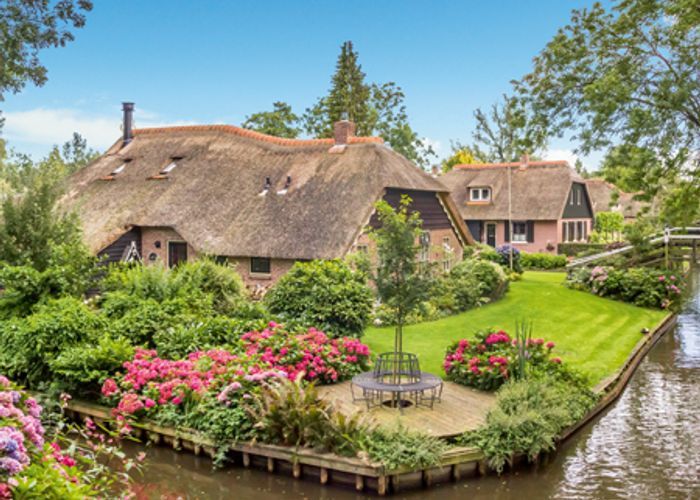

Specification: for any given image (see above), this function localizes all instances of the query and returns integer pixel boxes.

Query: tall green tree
[242,101,301,138]
[0,0,93,101]
[597,144,662,194]
[302,41,435,167]
[469,94,547,163]
[516,0,700,222]
[371,196,432,364]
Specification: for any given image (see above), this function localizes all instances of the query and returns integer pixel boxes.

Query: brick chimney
[334,115,355,145]
[519,153,529,170]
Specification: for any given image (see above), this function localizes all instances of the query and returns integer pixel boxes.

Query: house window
[356,244,368,253]
[577,221,584,241]
[569,189,575,205]
[469,187,491,202]
[111,163,127,175]
[576,188,582,205]
[512,222,527,243]
[419,231,430,262]
[161,161,178,174]
[250,257,271,274]
[442,236,453,272]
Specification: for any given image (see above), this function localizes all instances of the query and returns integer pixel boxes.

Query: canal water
[131,273,700,499]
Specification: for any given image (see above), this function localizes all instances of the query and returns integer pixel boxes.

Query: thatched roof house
[63,104,471,286]
[440,158,594,253]
[584,178,647,221]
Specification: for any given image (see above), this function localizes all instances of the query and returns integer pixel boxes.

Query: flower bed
[101,323,371,439]
[567,266,685,309]
[443,330,562,391]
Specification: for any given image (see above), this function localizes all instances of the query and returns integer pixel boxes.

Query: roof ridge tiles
[454,160,569,169]
[132,125,384,147]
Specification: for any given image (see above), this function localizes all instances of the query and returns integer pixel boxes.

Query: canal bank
[60,274,698,498]
[121,269,700,498]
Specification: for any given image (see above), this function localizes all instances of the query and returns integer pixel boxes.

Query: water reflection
[132,272,700,500]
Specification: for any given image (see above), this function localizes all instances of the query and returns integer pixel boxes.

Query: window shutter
[527,221,535,243]
[504,222,510,242]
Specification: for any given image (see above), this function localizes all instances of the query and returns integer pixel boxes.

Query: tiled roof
[455,160,569,169]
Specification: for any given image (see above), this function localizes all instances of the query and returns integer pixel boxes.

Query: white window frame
[161,161,178,174]
[512,221,528,243]
[469,187,491,202]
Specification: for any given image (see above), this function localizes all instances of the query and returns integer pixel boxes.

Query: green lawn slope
[363,271,668,385]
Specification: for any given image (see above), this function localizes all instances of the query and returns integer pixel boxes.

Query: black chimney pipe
[122,102,134,146]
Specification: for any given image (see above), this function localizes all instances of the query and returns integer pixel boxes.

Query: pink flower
[546,341,555,350]
[101,379,118,397]
[551,357,562,364]
[144,398,156,409]
[658,275,665,281]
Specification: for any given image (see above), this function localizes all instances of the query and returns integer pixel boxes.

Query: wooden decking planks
[317,380,495,438]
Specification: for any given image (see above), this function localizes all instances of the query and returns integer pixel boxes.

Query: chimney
[334,113,355,145]
[122,102,135,146]
[519,153,529,170]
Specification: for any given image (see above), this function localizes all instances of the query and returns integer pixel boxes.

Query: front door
[168,242,188,268]
[486,223,497,247]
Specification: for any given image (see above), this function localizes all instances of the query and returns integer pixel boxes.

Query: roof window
[160,156,184,175]
[277,176,292,195]
[110,158,131,176]
[259,176,272,196]
[469,187,491,202]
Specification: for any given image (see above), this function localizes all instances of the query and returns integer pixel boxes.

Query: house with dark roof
[62,103,472,288]
[584,178,647,222]
[440,156,594,253]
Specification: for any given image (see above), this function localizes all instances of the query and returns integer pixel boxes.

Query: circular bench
[351,370,443,412]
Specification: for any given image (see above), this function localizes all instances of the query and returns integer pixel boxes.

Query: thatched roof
[440,161,585,220]
[63,125,468,259]
[584,178,646,219]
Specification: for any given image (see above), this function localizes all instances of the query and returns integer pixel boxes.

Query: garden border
[59,312,677,495]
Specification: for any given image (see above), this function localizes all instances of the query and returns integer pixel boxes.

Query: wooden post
[292,462,301,479]
[451,464,461,481]
[391,474,400,492]
[319,467,328,485]
[355,475,364,491]
[422,469,433,487]
[242,452,251,468]
[477,460,488,476]
[266,457,275,473]
[377,475,387,496]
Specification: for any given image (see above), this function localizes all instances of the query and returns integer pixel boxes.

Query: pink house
[440,158,594,254]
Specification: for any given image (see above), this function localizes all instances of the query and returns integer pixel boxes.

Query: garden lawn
[363,271,668,386]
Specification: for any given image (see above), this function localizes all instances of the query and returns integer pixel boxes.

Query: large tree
[241,101,301,138]
[0,0,93,101]
[516,0,700,222]
[597,144,663,193]
[302,41,435,167]
[468,94,547,163]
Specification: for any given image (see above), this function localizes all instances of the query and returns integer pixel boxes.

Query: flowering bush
[443,330,562,391]
[101,323,370,443]
[0,376,137,498]
[567,266,685,309]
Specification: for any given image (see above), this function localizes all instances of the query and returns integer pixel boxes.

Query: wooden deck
[317,380,495,438]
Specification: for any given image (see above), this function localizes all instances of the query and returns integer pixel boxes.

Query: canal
[131,273,700,499]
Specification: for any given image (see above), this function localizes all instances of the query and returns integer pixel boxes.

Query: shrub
[460,377,598,473]
[153,316,269,359]
[265,260,373,338]
[0,297,105,387]
[101,263,172,301]
[49,335,135,397]
[557,242,606,257]
[432,259,509,315]
[520,252,567,270]
[443,330,564,391]
[566,266,684,309]
[358,426,448,471]
[171,257,248,315]
[492,244,523,273]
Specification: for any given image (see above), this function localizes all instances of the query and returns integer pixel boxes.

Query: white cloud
[544,148,580,167]
[422,137,442,155]
[3,108,200,153]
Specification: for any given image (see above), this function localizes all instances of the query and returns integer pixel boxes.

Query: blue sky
[1,0,603,168]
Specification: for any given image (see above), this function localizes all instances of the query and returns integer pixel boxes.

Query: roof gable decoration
[121,240,141,262]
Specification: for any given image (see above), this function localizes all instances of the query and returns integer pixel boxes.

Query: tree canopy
[516,0,700,222]
[241,101,301,138]
[0,0,93,101]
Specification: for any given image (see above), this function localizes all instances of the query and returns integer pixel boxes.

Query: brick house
[440,157,594,253]
[584,178,647,223]
[62,104,472,289]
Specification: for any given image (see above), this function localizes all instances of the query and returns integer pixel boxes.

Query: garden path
[317,381,495,438]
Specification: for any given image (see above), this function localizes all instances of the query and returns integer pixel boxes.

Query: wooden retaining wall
[62,312,677,495]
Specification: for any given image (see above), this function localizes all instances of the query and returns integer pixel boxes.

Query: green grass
[363,271,667,385]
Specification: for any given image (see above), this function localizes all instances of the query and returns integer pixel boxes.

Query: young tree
[371,196,433,364]
[440,144,481,172]
[242,101,301,138]
[594,211,625,242]
[469,94,547,163]
[302,41,435,168]
[516,0,700,221]
[0,0,93,100]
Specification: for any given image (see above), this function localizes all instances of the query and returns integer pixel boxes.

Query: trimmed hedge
[520,252,568,270]
[557,243,607,257]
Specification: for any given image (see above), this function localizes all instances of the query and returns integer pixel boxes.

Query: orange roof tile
[455,160,569,169]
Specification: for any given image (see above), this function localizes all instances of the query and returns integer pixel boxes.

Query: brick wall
[226,257,296,293]
[140,227,197,266]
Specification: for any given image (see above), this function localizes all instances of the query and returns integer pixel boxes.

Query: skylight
[111,163,127,175]
[161,161,178,174]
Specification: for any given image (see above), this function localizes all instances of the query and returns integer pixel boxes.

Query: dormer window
[111,159,131,176]
[469,187,491,202]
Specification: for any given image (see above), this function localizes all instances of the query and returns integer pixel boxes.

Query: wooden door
[486,223,497,247]
[168,242,188,268]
